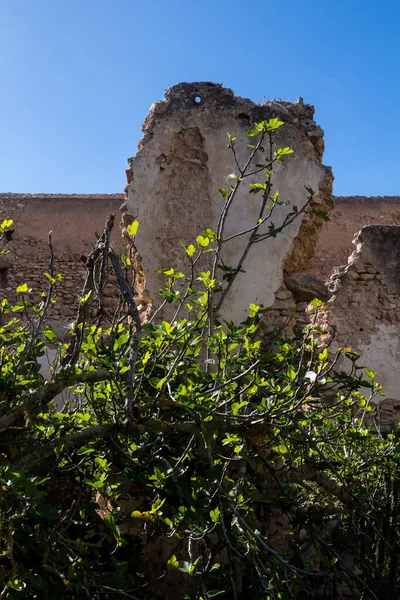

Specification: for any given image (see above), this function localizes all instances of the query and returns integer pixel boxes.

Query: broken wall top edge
[334,195,400,204]
[131,81,318,159]
[162,81,315,116]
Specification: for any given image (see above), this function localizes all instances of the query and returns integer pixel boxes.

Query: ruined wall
[310,196,400,281]
[310,225,400,409]
[0,193,124,326]
[125,82,333,323]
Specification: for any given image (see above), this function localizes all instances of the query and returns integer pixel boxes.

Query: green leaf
[186,244,196,257]
[221,434,241,446]
[247,128,261,137]
[196,235,210,248]
[264,118,284,131]
[275,147,294,156]
[311,298,322,308]
[44,272,56,283]
[198,270,215,289]
[319,347,328,361]
[79,290,92,304]
[6,579,26,591]
[365,367,376,380]
[127,220,139,236]
[150,498,166,514]
[210,507,220,523]
[103,514,122,542]
[161,321,172,335]
[85,480,104,489]
[43,325,57,343]
[121,253,132,266]
[95,457,108,469]
[249,183,267,194]
[203,228,217,240]
[0,219,13,232]
[156,376,168,390]
[275,444,288,455]
[232,401,248,415]
[16,283,29,294]
[167,555,179,571]
[159,288,180,303]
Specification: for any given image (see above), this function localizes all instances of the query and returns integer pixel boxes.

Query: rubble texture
[125,82,333,322]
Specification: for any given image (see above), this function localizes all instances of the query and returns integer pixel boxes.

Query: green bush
[0,121,399,599]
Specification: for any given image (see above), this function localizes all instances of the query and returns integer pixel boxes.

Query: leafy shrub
[0,122,399,599]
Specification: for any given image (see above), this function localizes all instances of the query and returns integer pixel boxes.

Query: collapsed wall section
[125,82,333,323]
[310,225,400,418]
[310,196,400,281]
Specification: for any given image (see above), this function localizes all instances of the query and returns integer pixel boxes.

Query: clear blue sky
[0,0,399,196]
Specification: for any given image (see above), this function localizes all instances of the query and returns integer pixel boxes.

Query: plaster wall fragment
[125,82,333,323]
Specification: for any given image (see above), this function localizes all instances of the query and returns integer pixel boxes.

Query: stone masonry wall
[125,82,334,324]
[0,194,124,328]
[310,196,400,281]
[2,191,397,324]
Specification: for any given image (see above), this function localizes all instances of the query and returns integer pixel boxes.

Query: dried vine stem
[65,215,115,368]
[109,248,142,424]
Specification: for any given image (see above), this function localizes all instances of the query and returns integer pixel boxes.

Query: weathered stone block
[284,272,331,302]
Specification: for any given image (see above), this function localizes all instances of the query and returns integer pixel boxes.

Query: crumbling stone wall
[310,196,400,281]
[124,82,333,323]
[309,225,400,420]
[0,193,124,327]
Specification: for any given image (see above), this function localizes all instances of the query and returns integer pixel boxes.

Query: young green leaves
[247,118,284,137]
[127,220,139,236]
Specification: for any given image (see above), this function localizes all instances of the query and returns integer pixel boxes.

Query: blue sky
[0,0,399,196]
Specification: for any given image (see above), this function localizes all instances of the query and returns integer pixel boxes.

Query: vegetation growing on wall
[0,122,399,600]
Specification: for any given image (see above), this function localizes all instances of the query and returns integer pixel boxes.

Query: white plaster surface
[357,324,400,399]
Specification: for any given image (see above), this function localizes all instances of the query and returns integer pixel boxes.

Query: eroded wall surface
[125,82,333,323]
[310,196,400,281]
[0,193,124,327]
[311,225,400,406]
